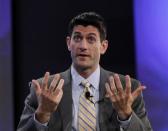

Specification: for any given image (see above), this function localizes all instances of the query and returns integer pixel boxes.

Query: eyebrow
[73,32,97,36]
[73,32,81,35]
[87,33,97,37]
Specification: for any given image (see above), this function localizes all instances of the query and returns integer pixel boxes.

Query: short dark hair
[68,12,107,42]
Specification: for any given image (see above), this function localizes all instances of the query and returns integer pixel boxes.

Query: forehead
[72,25,100,36]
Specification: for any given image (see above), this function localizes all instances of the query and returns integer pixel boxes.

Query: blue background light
[134,0,168,130]
[0,0,13,130]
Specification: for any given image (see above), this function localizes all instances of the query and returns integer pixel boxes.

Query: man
[17,12,152,131]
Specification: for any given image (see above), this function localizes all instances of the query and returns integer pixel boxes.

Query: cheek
[70,45,78,55]
[92,47,101,57]
[69,44,75,51]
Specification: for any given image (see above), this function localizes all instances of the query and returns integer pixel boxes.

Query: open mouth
[77,54,90,60]
[78,54,88,57]
[77,54,90,57]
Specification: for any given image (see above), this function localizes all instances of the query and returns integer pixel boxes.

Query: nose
[79,39,88,51]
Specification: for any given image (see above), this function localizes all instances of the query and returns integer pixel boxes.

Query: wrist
[35,108,51,123]
[117,108,132,120]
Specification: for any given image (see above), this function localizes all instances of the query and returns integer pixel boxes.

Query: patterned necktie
[78,80,96,131]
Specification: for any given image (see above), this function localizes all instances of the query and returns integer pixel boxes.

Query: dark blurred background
[1,0,168,130]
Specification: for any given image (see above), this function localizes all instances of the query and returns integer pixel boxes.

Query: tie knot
[81,80,91,88]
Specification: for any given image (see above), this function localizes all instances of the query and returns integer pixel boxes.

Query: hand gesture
[105,74,145,120]
[32,72,64,123]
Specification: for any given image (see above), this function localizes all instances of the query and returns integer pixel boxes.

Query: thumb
[132,86,146,100]
[32,79,41,96]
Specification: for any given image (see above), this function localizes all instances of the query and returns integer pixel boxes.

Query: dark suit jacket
[17,67,152,131]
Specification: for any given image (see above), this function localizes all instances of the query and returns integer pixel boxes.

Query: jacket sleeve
[125,79,153,131]
[17,82,48,131]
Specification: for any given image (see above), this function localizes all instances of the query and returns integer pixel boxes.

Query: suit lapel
[99,68,120,130]
[59,69,73,131]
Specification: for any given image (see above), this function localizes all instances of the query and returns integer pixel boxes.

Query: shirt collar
[71,65,100,90]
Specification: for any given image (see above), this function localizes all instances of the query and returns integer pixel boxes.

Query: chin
[78,63,90,69]
[74,61,91,69]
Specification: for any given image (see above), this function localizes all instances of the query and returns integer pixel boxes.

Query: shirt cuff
[34,113,48,129]
[117,114,132,129]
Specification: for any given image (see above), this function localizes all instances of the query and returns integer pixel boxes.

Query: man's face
[67,25,108,71]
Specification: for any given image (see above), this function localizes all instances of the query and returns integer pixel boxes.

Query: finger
[132,86,146,100]
[105,82,112,96]
[125,75,131,95]
[109,76,118,97]
[53,89,63,104]
[42,72,50,90]
[32,79,41,95]
[54,79,64,94]
[105,82,116,102]
[113,74,124,96]
[50,74,60,92]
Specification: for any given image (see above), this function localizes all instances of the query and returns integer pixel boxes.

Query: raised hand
[32,72,64,123]
[105,74,145,120]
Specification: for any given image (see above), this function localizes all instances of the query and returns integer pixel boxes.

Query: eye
[73,35,82,42]
[87,36,96,44]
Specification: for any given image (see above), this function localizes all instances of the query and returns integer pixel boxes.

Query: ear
[66,36,71,51]
[100,40,108,55]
